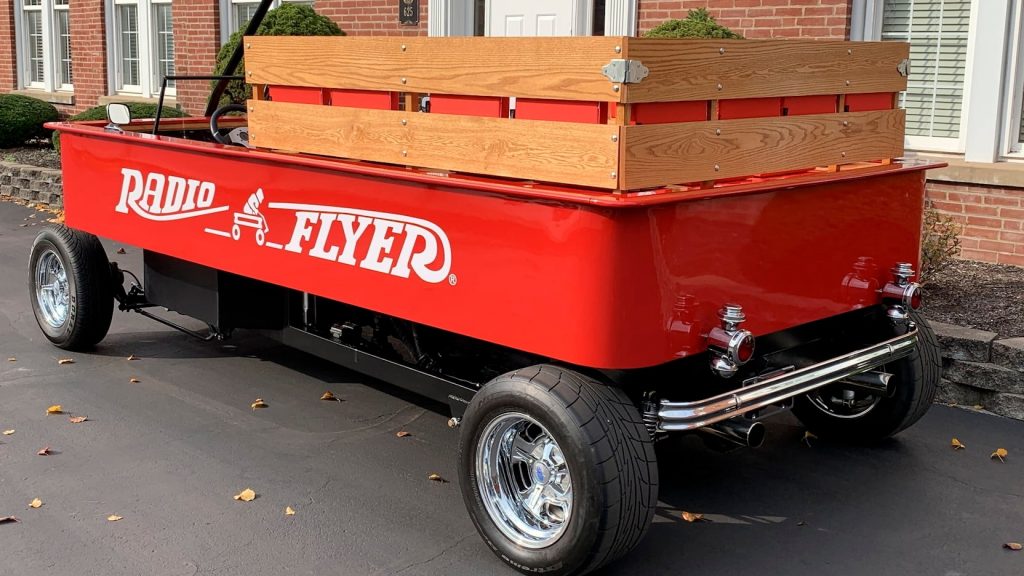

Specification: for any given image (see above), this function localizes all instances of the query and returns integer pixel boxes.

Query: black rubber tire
[28,226,114,350]
[458,365,658,576]
[792,311,941,442]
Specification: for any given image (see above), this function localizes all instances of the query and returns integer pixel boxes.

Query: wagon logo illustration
[231,188,269,246]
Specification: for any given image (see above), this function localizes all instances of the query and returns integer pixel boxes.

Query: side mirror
[105,103,132,129]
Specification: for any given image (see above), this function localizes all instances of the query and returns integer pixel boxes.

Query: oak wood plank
[620,109,905,189]
[622,38,909,103]
[246,36,625,102]
[247,100,621,189]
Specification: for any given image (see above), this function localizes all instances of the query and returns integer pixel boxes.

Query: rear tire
[458,365,658,576]
[792,311,941,442]
[28,226,114,350]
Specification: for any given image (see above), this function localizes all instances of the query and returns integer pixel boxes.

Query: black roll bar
[204,0,275,117]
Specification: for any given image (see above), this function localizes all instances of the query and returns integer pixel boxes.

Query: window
[881,0,972,152]
[1004,1,1024,156]
[15,0,72,92]
[109,0,174,97]
[221,0,314,41]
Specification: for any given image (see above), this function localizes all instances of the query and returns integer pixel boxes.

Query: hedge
[0,94,60,148]
[52,103,187,152]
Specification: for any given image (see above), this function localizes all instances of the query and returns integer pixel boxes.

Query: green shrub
[644,8,743,39]
[921,207,962,283]
[53,103,187,152]
[212,4,345,107]
[0,94,60,148]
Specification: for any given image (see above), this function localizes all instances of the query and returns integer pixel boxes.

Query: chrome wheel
[35,249,70,329]
[476,412,573,549]
[808,384,882,419]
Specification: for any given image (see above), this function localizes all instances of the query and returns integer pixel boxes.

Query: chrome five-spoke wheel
[476,412,572,549]
[35,249,70,329]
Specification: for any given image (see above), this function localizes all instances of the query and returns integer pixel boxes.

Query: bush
[53,103,187,152]
[212,4,345,107]
[921,207,962,283]
[0,94,60,148]
[644,8,743,39]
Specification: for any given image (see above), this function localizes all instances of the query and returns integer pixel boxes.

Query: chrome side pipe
[698,419,766,449]
[840,370,894,397]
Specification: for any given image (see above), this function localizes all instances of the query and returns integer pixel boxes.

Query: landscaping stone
[942,359,1024,395]
[0,161,63,209]
[986,393,1024,420]
[992,338,1024,372]
[935,379,989,407]
[930,320,996,363]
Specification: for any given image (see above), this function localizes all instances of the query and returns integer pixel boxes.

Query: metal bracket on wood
[602,59,650,84]
[897,59,910,77]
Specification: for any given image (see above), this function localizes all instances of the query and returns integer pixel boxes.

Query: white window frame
[13,0,73,93]
[219,0,315,44]
[106,0,175,99]
[1001,0,1024,158]
[853,0,977,154]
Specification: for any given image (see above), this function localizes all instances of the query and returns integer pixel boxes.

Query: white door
[486,0,590,36]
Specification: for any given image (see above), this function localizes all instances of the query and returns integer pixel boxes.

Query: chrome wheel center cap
[532,462,550,485]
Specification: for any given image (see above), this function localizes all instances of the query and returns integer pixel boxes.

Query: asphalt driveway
[0,200,1022,576]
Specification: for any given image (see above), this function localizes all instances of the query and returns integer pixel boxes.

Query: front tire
[792,311,941,442]
[29,226,114,350]
[458,365,658,576]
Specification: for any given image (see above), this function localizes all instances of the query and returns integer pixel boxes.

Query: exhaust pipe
[698,419,766,449]
[841,370,894,397]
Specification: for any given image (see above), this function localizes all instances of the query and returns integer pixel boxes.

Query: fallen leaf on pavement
[681,511,708,523]
[797,521,807,527]
[107,515,122,522]
[116,248,126,254]
[285,506,295,516]
[234,488,256,502]
[37,447,53,456]
[46,405,63,415]
[2,430,13,436]
[803,430,817,447]
[1005,542,1022,551]
[320,391,339,401]
[29,499,42,509]
[396,431,411,438]
[427,473,447,483]
[129,378,140,384]
[951,438,966,450]
[127,355,138,361]
[991,448,1008,462]
[0,516,19,524]
[57,358,74,365]
[6,357,14,362]
[69,416,88,424]
[251,398,268,411]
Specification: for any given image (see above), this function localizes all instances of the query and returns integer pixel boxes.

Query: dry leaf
[129,378,140,384]
[427,473,447,483]
[37,447,52,456]
[69,416,87,424]
[107,515,123,522]
[972,404,984,410]
[681,511,707,523]
[6,357,14,362]
[320,391,338,401]
[233,488,256,502]
[57,358,74,365]
[0,516,19,524]
[2,430,13,436]
[251,398,268,411]
[802,430,817,447]
[285,506,295,516]
[116,248,126,255]
[1005,542,1023,551]
[29,498,42,509]
[127,355,138,361]
[797,521,807,527]
[396,431,411,438]
[46,405,63,415]
[991,448,1009,462]
[951,438,966,450]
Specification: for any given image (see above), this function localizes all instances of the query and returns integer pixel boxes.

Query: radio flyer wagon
[33,8,943,573]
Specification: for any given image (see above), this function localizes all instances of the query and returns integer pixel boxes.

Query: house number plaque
[399,0,419,25]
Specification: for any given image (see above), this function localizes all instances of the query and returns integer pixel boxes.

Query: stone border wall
[932,320,1024,420]
[0,161,63,208]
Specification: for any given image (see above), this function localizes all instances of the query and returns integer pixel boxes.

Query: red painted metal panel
[56,126,928,368]
[430,95,510,117]
[514,99,608,124]
[327,89,399,110]
[718,97,783,120]
[783,95,838,116]
[268,86,326,105]
[845,92,895,112]
[630,101,708,124]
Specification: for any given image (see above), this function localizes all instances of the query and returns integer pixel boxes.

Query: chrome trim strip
[657,328,919,431]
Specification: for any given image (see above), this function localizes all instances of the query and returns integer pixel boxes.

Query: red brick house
[1,0,1022,266]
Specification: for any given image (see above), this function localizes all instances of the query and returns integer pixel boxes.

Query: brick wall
[0,0,17,93]
[927,182,1024,268]
[68,0,108,114]
[638,0,852,39]
[316,0,428,36]
[173,0,221,115]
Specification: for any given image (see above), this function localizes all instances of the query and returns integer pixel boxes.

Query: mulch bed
[1,142,60,170]
[924,259,1024,337]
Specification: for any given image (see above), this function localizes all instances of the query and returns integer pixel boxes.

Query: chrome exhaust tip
[698,419,766,449]
[841,370,894,397]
